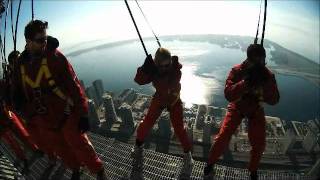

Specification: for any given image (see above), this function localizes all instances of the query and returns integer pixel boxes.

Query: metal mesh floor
[0,133,316,180]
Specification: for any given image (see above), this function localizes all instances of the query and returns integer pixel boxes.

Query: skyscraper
[102,93,117,130]
[195,105,207,130]
[302,119,320,153]
[93,79,104,105]
[88,99,100,132]
[118,103,135,133]
[86,86,99,106]
[117,88,138,105]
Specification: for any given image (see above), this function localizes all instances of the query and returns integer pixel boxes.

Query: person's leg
[2,130,26,160]
[169,100,194,178]
[48,130,82,169]
[136,98,163,145]
[27,117,56,159]
[62,113,104,175]
[131,98,163,179]
[8,111,38,151]
[204,109,242,177]
[247,109,266,179]
[169,100,192,152]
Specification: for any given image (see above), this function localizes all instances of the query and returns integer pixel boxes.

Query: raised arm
[134,54,156,85]
[224,67,250,102]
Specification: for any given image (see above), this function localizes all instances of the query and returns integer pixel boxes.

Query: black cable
[10,0,14,50]
[135,0,161,47]
[124,0,148,56]
[254,0,263,44]
[14,0,22,51]
[9,0,22,51]
[261,0,267,46]
[31,0,34,20]
[3,0,8,63]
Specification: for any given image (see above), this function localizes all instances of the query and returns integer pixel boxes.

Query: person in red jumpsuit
[203,44,280,180]
[0,104,30,172]
[0,52,39,173]
[11,20,108,180]
[132,47,193,180]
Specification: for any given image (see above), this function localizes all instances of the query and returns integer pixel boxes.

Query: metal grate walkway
[0,133,317,180]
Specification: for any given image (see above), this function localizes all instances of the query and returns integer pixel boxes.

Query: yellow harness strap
[20,58,74,106]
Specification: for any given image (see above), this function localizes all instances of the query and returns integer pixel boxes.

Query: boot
[250,171,258,180]
[70,169,80,180]
[179,152,194,180]
[203,164,215,180]
[130,145,144,180]
[21,159,29,175]
[97,167,109,180]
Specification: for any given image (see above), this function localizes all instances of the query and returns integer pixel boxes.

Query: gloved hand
[79,116,90,133]
[244,65,268,88]
[171,55,178,62]
[47,36,59,51]
[141,54,157,76]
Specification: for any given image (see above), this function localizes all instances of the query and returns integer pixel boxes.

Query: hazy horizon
[1,0,319,63]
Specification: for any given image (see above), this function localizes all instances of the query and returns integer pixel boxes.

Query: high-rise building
[282,124,298,154]
[86,86,99,106]
[102,93,117,130]
[203,115,213,145]
[118,103,135,133]
[117,88,138,105]
[93,79,104,105]
[195,105,207,130]
[88,99,100,132]
[302,119,320,153]
[157,111,172,139]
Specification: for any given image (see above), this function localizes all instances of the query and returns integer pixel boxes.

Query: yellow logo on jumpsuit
[20,58,74,107]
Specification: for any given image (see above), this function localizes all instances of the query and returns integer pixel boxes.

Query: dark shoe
[71,169,81,180]
[250,171,258,180]
[130,145,144,180]
[97,168,109,180]
[203,164,215,180]
[21,159,29,175]
[179,152,194,180]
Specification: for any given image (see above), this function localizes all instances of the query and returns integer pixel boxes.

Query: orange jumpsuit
[207,62,280,172]
[134,58,192,152]
[12,49,103,173]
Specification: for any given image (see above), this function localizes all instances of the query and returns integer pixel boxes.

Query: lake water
[68,40,320,122]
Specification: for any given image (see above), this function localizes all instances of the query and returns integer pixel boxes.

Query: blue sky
[1,0,319,63]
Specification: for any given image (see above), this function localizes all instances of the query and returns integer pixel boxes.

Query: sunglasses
[159,63,171,69]
[33,36,47,44]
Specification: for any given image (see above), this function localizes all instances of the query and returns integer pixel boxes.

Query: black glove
[47,36,59,51]
[171,55,178,62]
[244,65,268,88]
[79,116,90,133]
[141,54,157,76]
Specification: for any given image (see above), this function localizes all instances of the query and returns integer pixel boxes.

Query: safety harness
[20,57,74,115]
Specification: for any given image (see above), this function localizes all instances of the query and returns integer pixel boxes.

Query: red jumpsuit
[0,80,38,160]
[134,58,192,152]
[12,49,103,173]
[0,111,26,160]
[207,62,280,172]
